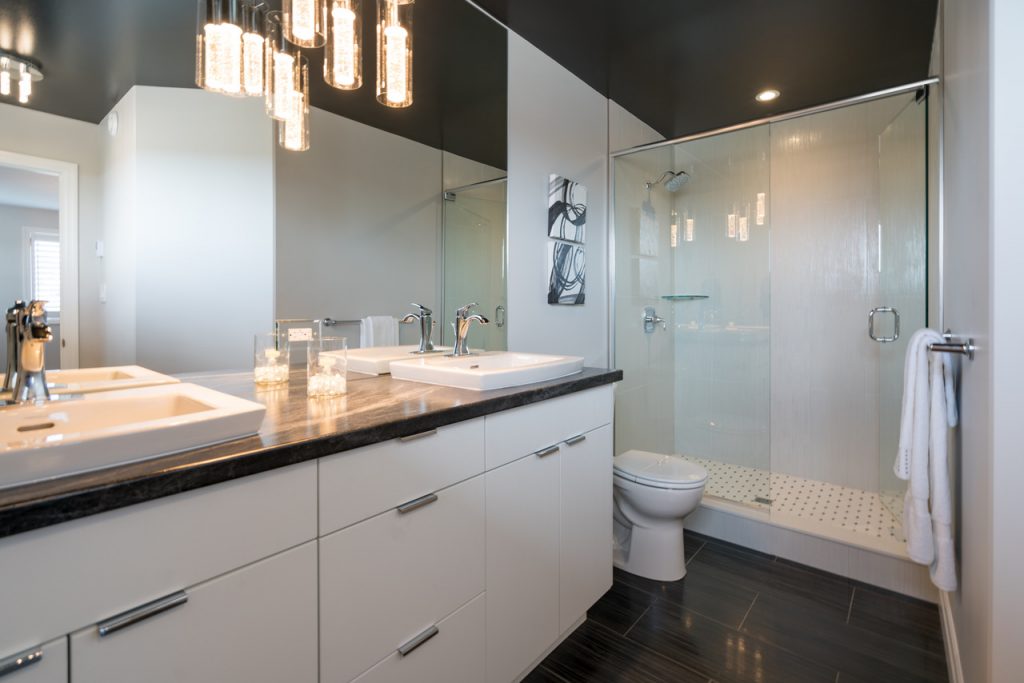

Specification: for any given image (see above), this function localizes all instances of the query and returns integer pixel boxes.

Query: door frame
[0,149,80,369]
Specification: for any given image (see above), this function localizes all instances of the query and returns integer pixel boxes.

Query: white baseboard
[939,591,964,683]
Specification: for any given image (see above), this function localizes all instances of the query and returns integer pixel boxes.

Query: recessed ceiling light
[755,89,781,103]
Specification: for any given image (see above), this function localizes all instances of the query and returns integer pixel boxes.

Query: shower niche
[611,89,930,555]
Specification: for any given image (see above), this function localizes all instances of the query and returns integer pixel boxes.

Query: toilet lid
[613,450,708,490]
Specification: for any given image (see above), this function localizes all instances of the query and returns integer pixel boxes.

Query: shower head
[644,171,689,193]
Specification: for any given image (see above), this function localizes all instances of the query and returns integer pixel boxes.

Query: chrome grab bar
[868,307,900,343]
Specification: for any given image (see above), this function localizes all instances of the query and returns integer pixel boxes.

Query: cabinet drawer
[70,541,318,683]
[0,461,316,656]
[485,386,613,470]
[0,637,66,683]
[320,475,485,683]
[319,418,484,535]
[351,593,485,683]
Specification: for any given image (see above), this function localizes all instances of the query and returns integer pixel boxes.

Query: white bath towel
[894,328,959,591]
[359,316,399,348]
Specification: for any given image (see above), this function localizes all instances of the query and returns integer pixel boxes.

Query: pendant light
[196,0,244,95]
[376,0,413,108]
[278,54,311,152]
[241,2,267,96]
[265,11,297,120]
[283,0,327,48]
[325,0,362,90]
[0,54,42,105]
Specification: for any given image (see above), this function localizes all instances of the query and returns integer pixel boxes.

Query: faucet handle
[409,303,432,316]
[456,302,478,319]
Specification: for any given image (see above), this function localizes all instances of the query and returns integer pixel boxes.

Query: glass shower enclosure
[612,90,928,552]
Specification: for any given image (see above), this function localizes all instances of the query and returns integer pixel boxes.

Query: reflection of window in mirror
[23,228,60,321]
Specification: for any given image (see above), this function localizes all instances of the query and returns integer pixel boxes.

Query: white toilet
[612,450,708,582]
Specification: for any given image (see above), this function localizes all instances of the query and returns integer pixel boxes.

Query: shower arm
[643,172,677,191]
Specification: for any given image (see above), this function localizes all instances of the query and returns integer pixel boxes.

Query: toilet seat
[613,450,707,490]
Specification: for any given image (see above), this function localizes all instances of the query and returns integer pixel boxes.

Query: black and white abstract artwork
[548,174,587,243]
[548,241,586,305]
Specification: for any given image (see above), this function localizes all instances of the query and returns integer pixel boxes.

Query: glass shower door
[876,96,928,522]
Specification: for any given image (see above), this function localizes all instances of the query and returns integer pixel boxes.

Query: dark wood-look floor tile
[541,619,709,683]
[521,664,570,682]
[588,578,660,635]
[688,540,853,610]
[613,566,758,630]
[683,530,707,562]
[847,585,944,657]
[627,599,837,683]
[741,591,948,683]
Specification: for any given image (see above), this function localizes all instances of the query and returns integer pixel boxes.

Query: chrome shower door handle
[495,305,506,328]
[868,307,900,343]
[642,306,667,334]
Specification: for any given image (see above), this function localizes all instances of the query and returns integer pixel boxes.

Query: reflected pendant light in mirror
[283,0,327,48]
[376,0,413,108]
[0,53,43,104]
[325,0,362,90]
[241,1,267,96]
[196,0,244,95]
[278,54,311,152]
[265,11,298,120]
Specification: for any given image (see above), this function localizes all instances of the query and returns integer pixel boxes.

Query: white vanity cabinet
[484,387,615,683]
[69,541,318,683]
[0,638,67,683]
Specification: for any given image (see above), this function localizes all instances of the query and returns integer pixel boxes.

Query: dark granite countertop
[0,367,621,539]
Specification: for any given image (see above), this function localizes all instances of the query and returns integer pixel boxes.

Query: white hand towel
[929,350,957,591]
[360,316,399,348]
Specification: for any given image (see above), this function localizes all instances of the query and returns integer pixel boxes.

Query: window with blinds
[28,231,60,315]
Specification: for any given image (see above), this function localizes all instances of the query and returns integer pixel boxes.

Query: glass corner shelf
[660,295,710,301]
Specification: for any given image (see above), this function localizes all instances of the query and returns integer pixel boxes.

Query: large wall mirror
[0,0,507,375]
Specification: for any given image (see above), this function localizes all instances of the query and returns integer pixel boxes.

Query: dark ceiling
[474,0,938,141]
[0,0,937,162]
[0,0,508,169]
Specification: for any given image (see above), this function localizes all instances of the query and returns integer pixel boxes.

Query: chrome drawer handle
[97,590,188,637]
[397,492,439,514]
[535,445,560,458]
[397,625,439,657]
[565,434,587,446]
[399,429,438,443]
[0,647,43,678]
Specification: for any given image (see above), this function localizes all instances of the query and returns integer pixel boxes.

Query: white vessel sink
[45,365,179,395]
[0,383,266,489]
[333,345,450,376]
[389,352,584,391]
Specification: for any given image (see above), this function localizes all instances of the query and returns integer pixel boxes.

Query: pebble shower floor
[680,455,906,545]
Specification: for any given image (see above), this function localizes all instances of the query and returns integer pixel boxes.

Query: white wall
[609,100,664,153]
[989,1,1024,679]
[131,87,275,373]
[507,33,610,367]
[0,103,104,366]
[942,0,993,680]
[275,107,442,344]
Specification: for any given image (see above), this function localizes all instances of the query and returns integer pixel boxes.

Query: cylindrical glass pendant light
[278,54,310,152]
[265,11,298,120]
[196,0,244,95]
[241,1,266,96]
[324,0,362,90]
[376,0,413,108]
[283,0,327,48]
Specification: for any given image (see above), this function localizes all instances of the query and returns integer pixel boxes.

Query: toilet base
[612,520,687,582]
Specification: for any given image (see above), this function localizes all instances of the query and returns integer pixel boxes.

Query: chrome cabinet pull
[97,590,188,637]
[397,625,439,657]
[535,445,560,458]
[397,492,439,514]
[399,429,438,443]
[565,434,587,446]
[868,307,900,343]
[0,647,43,678]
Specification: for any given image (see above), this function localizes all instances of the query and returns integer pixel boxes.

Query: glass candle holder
[254,331,290,385]
[308,336,348,397]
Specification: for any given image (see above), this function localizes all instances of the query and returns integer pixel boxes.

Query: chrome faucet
[3,300,26,393]
[13,300,53,404]
[400,303,436,354]
[451,303,490,357]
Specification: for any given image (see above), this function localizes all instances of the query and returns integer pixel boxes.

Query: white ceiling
[0,166,60,211]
